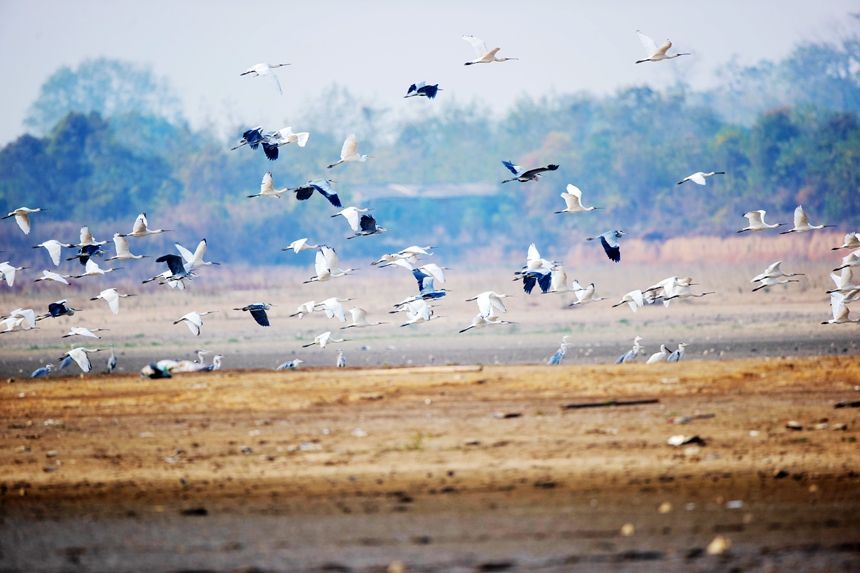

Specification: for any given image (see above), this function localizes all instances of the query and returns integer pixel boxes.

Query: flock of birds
[4,31,858,377]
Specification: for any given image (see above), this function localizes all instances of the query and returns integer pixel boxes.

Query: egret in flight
[555,184,601,214]
[248,172,290,199]
[635,30,690,63]
[501,161,559,183]
[458,310,514,333]
[752,276,800,292]
[780,205,834,234]
[304,246,354,283]
[290,300,316,319]
[342,307,386,329]
[120,213,171,238]
[327,134,373,168]
[75,226,108,247]
[3,207,47,235]
[466,291,511,318]
[612,290,645,313]
[240,63,290,95]
[282,238,319,254]
[677,171,725,186]
[32,240,73,266]
[751,261,804,283]
[176,239,220,269]
[107,234,148,261]
[833,233,860,251]
[586,230,626,263]
[462,35,518,65]
[174,311,216,336]
[260,126,309,160]
[0,262,27,286]
[315,297,354,322]
[738,210,785,233]
[71,259,120,279]
[62,326,109,339]
[91,288,136,314]
[58,347,103,373]
[302,331,348,349]
[234,303,276,327]
[404,82,441,99]
[568,281,607,306]
[823,292,860,324]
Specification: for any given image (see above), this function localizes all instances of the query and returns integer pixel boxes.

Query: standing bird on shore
[336,349,346,368]
[120,213,171,238]
[646,344,670,364]
[303,331,348,349]
[635,30,690,64]
[240,63,290,95]
[33,240,73,266]
[3,207,47,235]
[547,336,569,365]
[462,35,518,65]
[106,344,117,373]
[234,303,275,327]
[0,262,27,286]
[555,184,601,214]
[586,230,625,263]
[780,205,834,234]
[58,347,103,373]
[293,179,341,207]
[327,134,373,168]
[174,311,216,336]
[737,210,785,233]
[90,288,136,315]
[107,234,148,261]
[277,359,304,370]
[667,343,688,362]
[405,82,441,99]
[501,161,559,184]
[677,171,725,186]
[616,336,644,363]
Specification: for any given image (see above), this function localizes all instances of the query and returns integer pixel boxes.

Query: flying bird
[833,232,860,251]
[342,307,386,329]
[555,184,600,214]
[175,239,220,269]
[234,303,276,327]
[737,210,785,233]
[62,326,109,339]
[752,276,800,292]
[0,262,27,286]
[293,178,341,207]
[282,238,319,254]
[751,261,804,283]
[75,226,108,247]
[780,205,834,234]
[32,240,73,266]
[67,244,105,266]
[327,134,374,168]
[277,359,304,370]
[58,347,103,373]
[174,311,216,336]
[462,35,518,65]
[260,126,309,160]
[90,288,136,315]
[677,171,725,186]
[120,212,171,238]
[458,311,514,333]
[70,259,120,279]
[823,292,860,325]
[248,172,289,199]
[501,161,559,183]
[231,127,265,151]
[240,63,290,95]
[302,331,347,349]
[3,207,47,235]
[107,234,148,261]
[290,300,316,319]
[586,230,626,263]
[568,281,607,306]
[465,291,512,318]
[304,246,354,283]
[43,300,77,318]
[347,214,387,239]
[315,297,354,322]
[612,290,645,313]
[635,30,690,63]
[404,82,441,99]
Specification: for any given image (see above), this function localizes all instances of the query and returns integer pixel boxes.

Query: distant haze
[0,0,856,145]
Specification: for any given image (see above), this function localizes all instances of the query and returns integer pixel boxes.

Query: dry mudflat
[1,356,860,572]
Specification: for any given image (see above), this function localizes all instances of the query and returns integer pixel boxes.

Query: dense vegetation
[2,34,859,265]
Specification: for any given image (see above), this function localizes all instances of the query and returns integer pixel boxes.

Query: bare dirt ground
[2,357,860,572]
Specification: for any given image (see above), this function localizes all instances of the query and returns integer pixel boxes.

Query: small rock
[785,421,803,431]
[773,469,789,479]
[726,500,743,509]
[620,523,635,537]
[813,423,828,430]
[463,439,481,446]
[45,450,58,458]
[707,535,731,555]
[832,423,847,431]
[684,446,701,457]
[14,445,30,453]
[352,428,367,437]
[809,484,819,493]
[240,446,253,455]
[749,430,760,437]
[658,501,672,514]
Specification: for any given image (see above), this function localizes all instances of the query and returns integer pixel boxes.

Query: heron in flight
[293,179,341,207]
[586,230,625,263]
[404,82,441,99]
[234,303,276,327]
[501,161,559,183]
[260,126,309,160]
[462,35,518,65]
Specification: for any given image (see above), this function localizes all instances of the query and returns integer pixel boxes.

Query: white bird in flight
[32,239,74,266]
[612,290,645,313]
[465,291,512,318]
[3,207,47,235]
[834,250,860,272]
[332,206,371,233]
[635,30,690,64]
[0,262,27,287]
[833,232,860,251]
[58,347,103,373]
[304,246,354,283]
[752,276,801,292]
[120,213,171,238]
[823,292,860,325]
[71,259,120,279]
[327,134,373,168]
[240,63,290,95]
[174,311,216,336]
[751,261,804,283]
[260,127,309,159]
[290,300,316,319]
[779,205,833,234]
[555,184,601,214]
[176,239,220,269]
[91,288,136,314]
[34,270,71,285]
[282,238,319,254]
[677,171,725,186]
[462,35,518,65]
[62,326,109,339]
[737,210,785,233]
[458,310,514,333]
[342,307,386,329]
[315,297,354,322]
[302,331,347,349]
[568,280,607,306]
[248,172,290,199]
[107,234,148,261]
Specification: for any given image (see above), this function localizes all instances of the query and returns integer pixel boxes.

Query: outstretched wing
[462,35,488,57]
[359,214,378,233]
[309,179,342,207]
[794,205,808,229]
[636,30,659,56]
[341,134,359,160]
[600,235,621,263]
[502,161,523,176]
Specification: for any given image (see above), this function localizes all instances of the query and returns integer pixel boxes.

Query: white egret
[327,134,373,168]
[32,240,73,266]
[752,276,800,292]
[780,205,833,234]
[304,246,354,283]
[646,344,670,364]
[3,207,47,235]
[677,171,725,186]
[315,297,354,322]
[90,288,136,315]
[71,259,120,279]
[612,290,645,313]
[466,291,511,318]
[240,63,290,95]
[405,82,441,99]
[107,234,148,261]
[635,30,690,63]
[290,300,316,319]
[176,239,220,269]
[823,292,860,325]
[568,281,607,306]
[833,233,860,251]
[234,303,275,327]
[342,307,386,329]
[76,226,107,247]
[547,336,569,365]
[62,326,109,339]
[336,349,346,368]
[120,212,171,238]
[0,262,27,286]
[248,172,290,199]
[586,230,625,263]
[667,343,688,362]
[462,35,518,65]
[501,161,559,184]
[282,238,319,254]
[58,347,103,373]
[737,210,785,233]
[418,263,448,284]
[174,311,216,336]
[555,184,601,214]
[302,331,348,349]
[751,261,804,283]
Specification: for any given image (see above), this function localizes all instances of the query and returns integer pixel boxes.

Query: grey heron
[547,336,569,365]
[234,303,275,327]
[405,82,441,99]
[586,230,625,263]
[501,161,559,184]
[667,343,688,362]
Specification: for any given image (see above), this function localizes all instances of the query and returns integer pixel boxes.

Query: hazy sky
[0,0,856,145]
